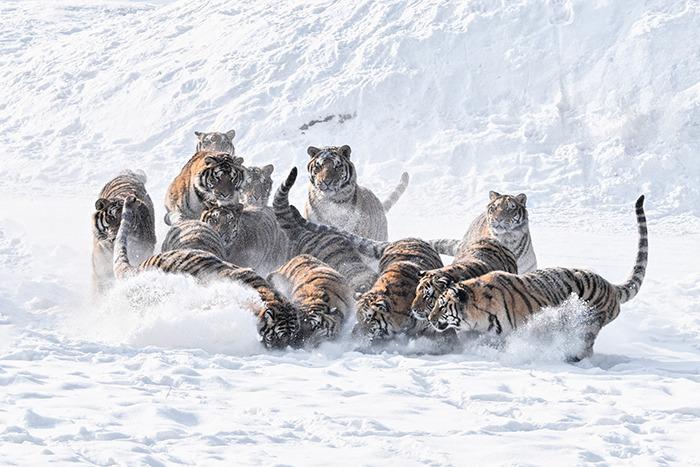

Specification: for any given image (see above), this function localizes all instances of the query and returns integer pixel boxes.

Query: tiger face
[428,286,468,332]
[486,191,528,234]
[195,130,236,154]
[354,291,414,341]
[94,198,124,240]
[411,270,454,321]
[307,145,354,193]
[195,153,245,206]
[241,164,274,207]
[200,204,244,245]
[257,301,300,349]
[298,303,342,347]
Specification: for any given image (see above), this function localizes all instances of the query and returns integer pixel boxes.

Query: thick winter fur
[164,151,244,226]
[411,238,518,321]
[114,196,299,349]
[429,195,648,361]
[353,238,444,341]
[461,191,537,273]
[200,204,289,276]
[161,220,227,259]
[92,170,155,295]
[274,167,377,293]
[303,145,409,241]
[268,254,353,347]
[194,130,236,154]
[240,164,274,208]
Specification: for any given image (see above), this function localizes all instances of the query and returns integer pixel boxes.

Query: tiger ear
[340,145,351,159]
[261,164,274,177]
[194,131,204,139]
[95,198,108,210]
[515,193,527,206]
[489,191,501,201]
[307,146,320,157]
[232,156,244,166]
[454,286,467,302]
[225,129,236,141]
[204,155,219,165]
[418,270,427,277]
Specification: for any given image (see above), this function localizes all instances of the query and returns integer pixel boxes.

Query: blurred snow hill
[0,0,698,217]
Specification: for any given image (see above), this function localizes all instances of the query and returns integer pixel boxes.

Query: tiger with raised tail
[304,145,409,241]
[273,167,377,294]
[460,191,537,273]
[200,203,289,276]
[114,196,299,349]
[194,129,236,154]
[268,254,353,347]
[429,195,648,361]
[92,170,156,295]
[240,164,274,208]
[411,238,518,321]
[164,151,244,226]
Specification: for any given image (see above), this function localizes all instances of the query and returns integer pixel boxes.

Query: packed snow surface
[1,0,699,465]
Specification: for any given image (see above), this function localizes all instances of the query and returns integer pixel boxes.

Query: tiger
[92,170,156,295]
[411,238,518,321]
[160,219,227,259]
[194,129,236,154]
[304,145,410,241]
[459,191,537,273]
[164,151,245,226]
[114,196,300,349]
[428,195,648,362]
[200,203,289,276]
[273,167,377,294]
[240,164,274,208]
[267,254,353,347]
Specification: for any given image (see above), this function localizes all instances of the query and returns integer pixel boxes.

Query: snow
[1,0,699,464]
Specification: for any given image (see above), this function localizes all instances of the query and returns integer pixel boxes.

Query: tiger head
[241,164,274,207]
[485,191,528,235]
[411,270,454,321]
[200,203,244,245]
[306,145,356,194]
[194,152,245,206]
[257,300,301,350]
[428,284,486,333]
[194,130,236,154]
[354,291,412,341]
[93,198,124,240]
[297,302,342,347]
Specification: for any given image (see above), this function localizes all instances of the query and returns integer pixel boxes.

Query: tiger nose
[318,181,330,191]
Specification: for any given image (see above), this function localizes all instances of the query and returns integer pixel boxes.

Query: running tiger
[92,170,156,295]
[161,219,227,259]
[304,145,409,241]
[114,196,299,349]
[240,164,274,208]
[194,129,236,154]
[461,191,537,273]
[273,167,377,294]
[411,238,518,321]
[200,203,289,276]
[164,151,245,226]
[429,195,648,361]
[268,254,353,347]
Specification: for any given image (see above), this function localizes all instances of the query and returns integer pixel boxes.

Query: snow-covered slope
[0,0,699,465]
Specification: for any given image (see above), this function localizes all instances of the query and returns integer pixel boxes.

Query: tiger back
[303,145,409,241]
[164,151,244,226]
[268,254,353,347]
[429,196,648,361]
[161,219,227,259]
[411,238,518,320]
[461,191,537,273]
[92,170,155,295]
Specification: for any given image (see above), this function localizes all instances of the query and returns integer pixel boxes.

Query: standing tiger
[273,167,377,294]
[268,254,353,347]
[240,164,274,208]
[429,195,648,362]
[164,151,245,226]
[460,191,537,273]
[114,196,300,349]
[304,145,409,241]
[194,129,236,154]
[200,203,289,276]
[411,238,518,321]
[160,219,227,260]
[92,170,156,295]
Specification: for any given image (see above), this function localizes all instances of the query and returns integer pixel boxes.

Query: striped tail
[429,239,461,256]
[616,195,648,303]
[273,167,301,231]
[112,196,139,279]
[382,172,409,212]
